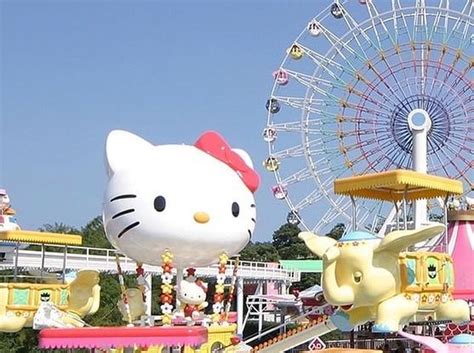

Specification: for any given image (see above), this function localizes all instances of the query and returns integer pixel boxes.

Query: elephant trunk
[322,260,354,305]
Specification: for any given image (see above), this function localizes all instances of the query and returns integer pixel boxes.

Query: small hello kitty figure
[176,269,208,323]
[102,130,259,268]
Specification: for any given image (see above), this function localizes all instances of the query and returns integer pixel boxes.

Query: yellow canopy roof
[0,230,82,245]
[334,169,463,202]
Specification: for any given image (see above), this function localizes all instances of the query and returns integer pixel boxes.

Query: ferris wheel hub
[408,109,432,132]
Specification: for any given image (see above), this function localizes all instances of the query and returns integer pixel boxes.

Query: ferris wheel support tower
[408,108,431,228]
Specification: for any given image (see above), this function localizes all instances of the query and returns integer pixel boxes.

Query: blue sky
[1,0,337,242]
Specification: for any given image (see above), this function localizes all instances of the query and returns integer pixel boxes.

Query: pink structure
[447,210,474,300]
[39,326,208,349]
[398,330,474,353]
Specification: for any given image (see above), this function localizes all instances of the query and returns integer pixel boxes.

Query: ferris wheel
[263,0,473,234]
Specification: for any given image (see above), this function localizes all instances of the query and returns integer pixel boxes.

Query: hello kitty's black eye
[231,202,240,217]
[154,196,166,212]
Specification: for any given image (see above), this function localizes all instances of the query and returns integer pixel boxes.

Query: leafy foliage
[240,241,280,262]
[326,223,345,241]
[272,223,315,260]
[39,222,80,234]
[81,216,113,249]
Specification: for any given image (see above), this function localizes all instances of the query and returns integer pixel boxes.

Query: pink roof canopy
[447,211,474,300]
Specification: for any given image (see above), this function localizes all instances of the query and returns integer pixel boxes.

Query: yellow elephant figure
[299,224,470,333]
[0,269,101,332]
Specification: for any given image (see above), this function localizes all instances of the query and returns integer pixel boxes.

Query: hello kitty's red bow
[195,131,260,193]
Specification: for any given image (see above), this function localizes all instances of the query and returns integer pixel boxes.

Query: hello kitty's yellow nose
[193,212,210,224]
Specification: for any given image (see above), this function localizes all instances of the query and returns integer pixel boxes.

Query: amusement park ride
[1,0,473,352]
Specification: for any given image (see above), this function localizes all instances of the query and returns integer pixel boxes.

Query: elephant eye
[353,271,362,283]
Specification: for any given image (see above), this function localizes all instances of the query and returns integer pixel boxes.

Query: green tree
[272,223,316,260]
[39,222,80,234]
[240,242,280,262]
[86,273,124,326]
[326,223,345,240]
[81,216,113,250]
[0,328,41,353]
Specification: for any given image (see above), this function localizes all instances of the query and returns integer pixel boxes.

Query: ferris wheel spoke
[431,144,469,179]
[279,168,314,186]
[445,1,473,50]
[352,72,402,109]
[309,18,366,73]
[442,137,472,154]
[428,48,450,89]
[365,138,404,169]
[271,144,312,159]
[270,119,327,133]
[366,61,411,105]
[345,85,396,114]
[438,58,466,89]
[426,150,450,176]
[298,43,357,82]
[443,66,472,95]
[288,71,346,92]
[380,142,409,168]
[395,150,411,169]
[352,128,394,139]
[339,115,391,125]
[348,134,390,151]
[392,0,414,44]
[413,0,429,95]
[349,147,387,171]
[449,131,473,145]
[287,70,358,104]
[270,96,331,114]
[292,189,327,212]
[338,15,375,64]
[365,0,397,49]
[435,141,471,170]
[284,69,344,101]
[428,2,447,41]
[377,53,415,103]
[315,204,351,232]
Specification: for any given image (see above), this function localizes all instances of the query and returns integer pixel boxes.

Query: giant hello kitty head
[103,130,259,268]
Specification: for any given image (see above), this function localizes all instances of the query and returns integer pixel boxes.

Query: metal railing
[0,244,300,282]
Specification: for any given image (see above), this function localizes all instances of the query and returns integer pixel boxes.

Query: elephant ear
[397,330,447,353]
[375,224,445,254]
[299,232,338,258]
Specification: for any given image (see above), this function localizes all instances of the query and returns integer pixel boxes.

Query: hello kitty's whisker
[248,229,252,239]
[251,217,256,223]
[117,221,140,238]
[112,208,135,219]
[110,194,137,202]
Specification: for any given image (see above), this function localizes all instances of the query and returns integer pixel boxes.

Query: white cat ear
[105,130,154,176]
[232,148,254,169]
